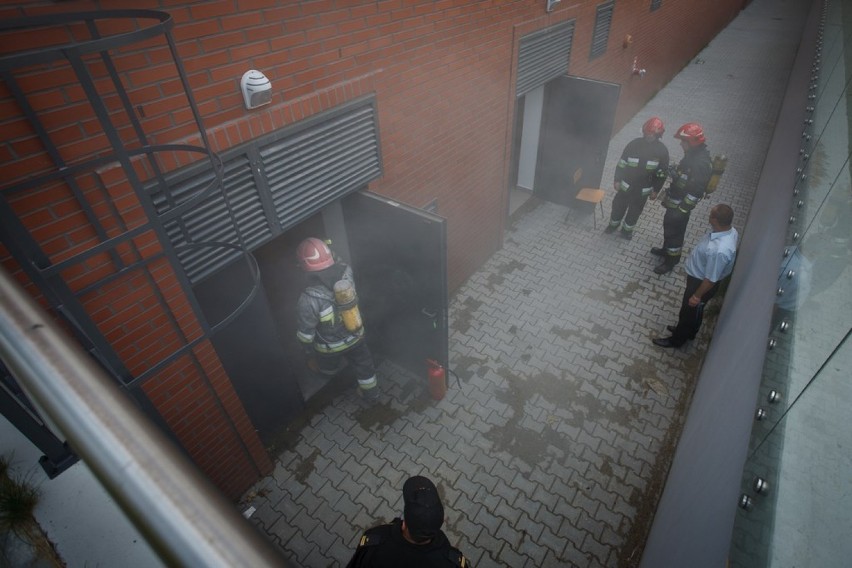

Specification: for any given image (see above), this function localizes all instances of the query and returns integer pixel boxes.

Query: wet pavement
[240,0,809,565]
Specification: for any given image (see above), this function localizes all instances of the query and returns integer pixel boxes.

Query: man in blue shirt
[653,203,738,348]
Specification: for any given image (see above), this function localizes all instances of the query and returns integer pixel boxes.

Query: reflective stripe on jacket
[614,137,670,196]
[663,144,712,213]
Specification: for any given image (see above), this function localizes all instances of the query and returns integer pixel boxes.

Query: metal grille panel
[590,1,616,59]
[261,103,381,229]
[160,155,267,282]
[152,98,381,283]
[516,20,575,97]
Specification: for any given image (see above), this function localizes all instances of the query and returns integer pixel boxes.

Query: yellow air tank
[705,154,728,195]
[334,280,363,332]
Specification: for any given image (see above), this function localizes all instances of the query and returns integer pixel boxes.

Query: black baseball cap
[403,476,444,540]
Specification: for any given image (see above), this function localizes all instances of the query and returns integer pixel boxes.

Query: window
[590,0,615,59]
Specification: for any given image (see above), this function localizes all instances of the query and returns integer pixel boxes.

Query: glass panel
[730,1,852,565]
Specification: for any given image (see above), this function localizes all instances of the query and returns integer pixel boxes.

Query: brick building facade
[0,0,743,500]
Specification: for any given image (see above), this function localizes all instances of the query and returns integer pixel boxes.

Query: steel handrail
[0,266,292,568]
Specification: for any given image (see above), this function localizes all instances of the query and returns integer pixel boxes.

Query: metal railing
[0,266,292,567]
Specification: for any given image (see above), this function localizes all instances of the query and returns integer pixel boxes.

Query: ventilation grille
[590,1,616,59]
[516,20,575,97]
[151,97,381,283]
[261,103,381,230]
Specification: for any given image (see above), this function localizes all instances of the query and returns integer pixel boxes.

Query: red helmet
[674,122,706,146]
[297,238,334,272]
[642,117,665,138]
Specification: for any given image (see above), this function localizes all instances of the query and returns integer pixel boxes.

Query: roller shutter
[516,20,575,97]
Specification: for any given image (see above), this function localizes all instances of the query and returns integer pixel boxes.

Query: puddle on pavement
[451,353,489,381]
[485,367,566,468]
[484,259,527,290]
[550,325,583,341]
[293,448,320,484]
[352,400,405,431]
[585,280,643,304]
[451,296,483,334]
[622,358,669,397]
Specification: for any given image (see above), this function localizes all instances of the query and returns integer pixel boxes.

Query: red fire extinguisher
[426,359,447,401]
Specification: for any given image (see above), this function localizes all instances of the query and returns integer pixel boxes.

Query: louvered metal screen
[261,103,381,229]
[650,0,662,11]
[590,1,615,59]
[151,97,382,283]
[516,20,575,97]
[157,154,271,282]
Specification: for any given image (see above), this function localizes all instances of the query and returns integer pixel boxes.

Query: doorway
[218,191,449,437]
[533,75,620,206]
[509,75,620,215]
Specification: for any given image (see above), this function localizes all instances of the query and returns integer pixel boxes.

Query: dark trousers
[610,189,649,231]
[661,208,691,264]
[317,339,376,382]
[670,275,719,346]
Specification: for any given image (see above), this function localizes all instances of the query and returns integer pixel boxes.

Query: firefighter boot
[604,220,619,234]
[357,385,380,403]
[356,374,380,404]
[654,257,678,275]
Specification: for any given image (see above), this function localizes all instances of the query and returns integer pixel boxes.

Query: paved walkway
[242,0,809,565]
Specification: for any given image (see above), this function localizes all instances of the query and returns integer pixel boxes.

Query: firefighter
[650,122,713,274]
[605,116,670,239]
[346,476,470,567]
[295,237,379,402]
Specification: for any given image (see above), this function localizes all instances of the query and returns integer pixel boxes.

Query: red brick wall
[1,0,744,287]
[0,0,743,494]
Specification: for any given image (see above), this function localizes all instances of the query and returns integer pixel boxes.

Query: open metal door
[533,75,620,205]
[342,191,448,379]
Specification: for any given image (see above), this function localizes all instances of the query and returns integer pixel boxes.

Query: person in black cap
[345,475,471,567]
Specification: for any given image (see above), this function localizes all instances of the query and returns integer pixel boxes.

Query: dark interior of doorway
[253,214,339,405]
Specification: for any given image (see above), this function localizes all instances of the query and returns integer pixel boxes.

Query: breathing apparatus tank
[333,280,363,332]
[705,154,728,195]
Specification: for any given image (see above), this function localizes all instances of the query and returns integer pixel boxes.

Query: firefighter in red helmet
[605,116,670,239]
[650,122,713,274]
[295,238,379,402]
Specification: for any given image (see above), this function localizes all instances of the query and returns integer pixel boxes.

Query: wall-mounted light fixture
[240,70,272,110]
[546,0,561,12]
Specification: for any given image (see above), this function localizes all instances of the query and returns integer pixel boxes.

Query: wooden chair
[575,187,606,229]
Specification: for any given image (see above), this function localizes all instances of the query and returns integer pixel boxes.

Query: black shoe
[604,224,618,234]
[620,230,633,240]
[654,262,674,274]
[652,337,679,348]
[666,325,696,340]
[650,247,665,257]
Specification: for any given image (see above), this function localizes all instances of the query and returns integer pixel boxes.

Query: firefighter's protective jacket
[614,137,670,197]
[663,144,712,213]
[296,263,364,354]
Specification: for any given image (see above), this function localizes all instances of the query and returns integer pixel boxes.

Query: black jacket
[346,519,469,568]
[614,136,670,196]
[663,143,712,213]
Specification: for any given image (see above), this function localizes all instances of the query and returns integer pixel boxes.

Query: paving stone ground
[240,0,809,565]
